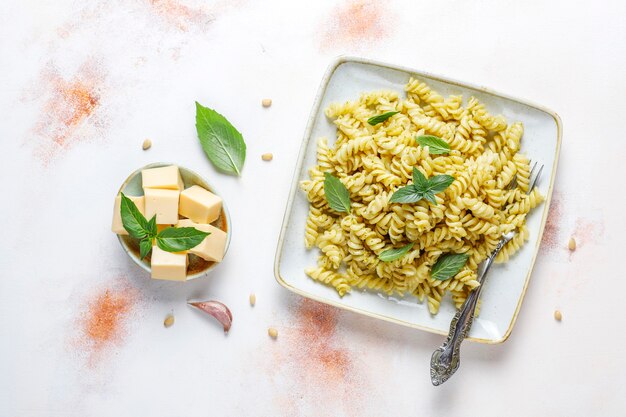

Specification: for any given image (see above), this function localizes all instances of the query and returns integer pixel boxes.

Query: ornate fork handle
[430,233,514,386]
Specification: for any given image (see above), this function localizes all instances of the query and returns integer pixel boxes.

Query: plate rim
[273,55,563,344]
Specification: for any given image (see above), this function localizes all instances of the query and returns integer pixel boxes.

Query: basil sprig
[195,102,246,176]
[416,135,451,155]
[120,193,154,239]
[139,237,153,260]
[324,172,351,213]
[431,253,470,281]
[120,193,209,259]
[378,243,414,262]
[390,168,454,205]
[367,111,399,126]
[156,227,209,252]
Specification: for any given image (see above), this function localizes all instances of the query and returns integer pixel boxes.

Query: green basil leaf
[416,135,451,155]
[195,102,246,176]
[431,253,470,281]
[139,237,152,260]
[367,111,399,126]
[146,215,157,238]
[120,192,150,239]
[390,185,423,204]
[423,191,438,205]
[412,168,429,192]
[378,243,414,262]
[156,227,210,253]
[323,172,351,212]
[428,175,455,194]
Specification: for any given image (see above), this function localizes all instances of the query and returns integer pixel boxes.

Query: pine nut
[568,237,576,251]
[164,314,175,328]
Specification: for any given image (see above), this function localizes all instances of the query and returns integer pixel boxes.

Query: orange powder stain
[76,285,139,366]
[147,0,215,31]
[540,191,562,251]
[32,62,105,164]
[295,299,352,380]
[273,298,365,415]
[52,82,99,145]
[320,0,390,50]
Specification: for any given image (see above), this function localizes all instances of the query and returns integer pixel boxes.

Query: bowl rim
[116,162,232,280]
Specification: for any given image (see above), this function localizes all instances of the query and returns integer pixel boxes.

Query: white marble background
[1,0,624,415]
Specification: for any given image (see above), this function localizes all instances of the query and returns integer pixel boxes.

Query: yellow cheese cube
[150,245,188,281]
[111,195,145,235]
[179,185,222,224]
[144,188,180,224]
[141,165,184,190]
[177,219,227,262]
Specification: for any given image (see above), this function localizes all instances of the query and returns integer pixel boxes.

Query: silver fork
[508,160,542,191]
[429,162,544,386]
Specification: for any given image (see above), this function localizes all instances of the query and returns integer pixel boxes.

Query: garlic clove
[188,300,233,332]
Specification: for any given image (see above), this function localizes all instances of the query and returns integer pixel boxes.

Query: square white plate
[274,57,561,343]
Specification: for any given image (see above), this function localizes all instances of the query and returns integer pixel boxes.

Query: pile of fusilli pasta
[300,78,543,314]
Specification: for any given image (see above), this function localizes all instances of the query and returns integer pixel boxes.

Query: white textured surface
[1,0,625,415]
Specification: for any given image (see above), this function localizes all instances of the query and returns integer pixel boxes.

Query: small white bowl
[116,162,231,280]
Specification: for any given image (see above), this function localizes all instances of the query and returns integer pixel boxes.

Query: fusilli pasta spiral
[300,78,542,313]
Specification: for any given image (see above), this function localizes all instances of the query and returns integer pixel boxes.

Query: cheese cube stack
[177,219,227,262]
[112,165,226,282]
